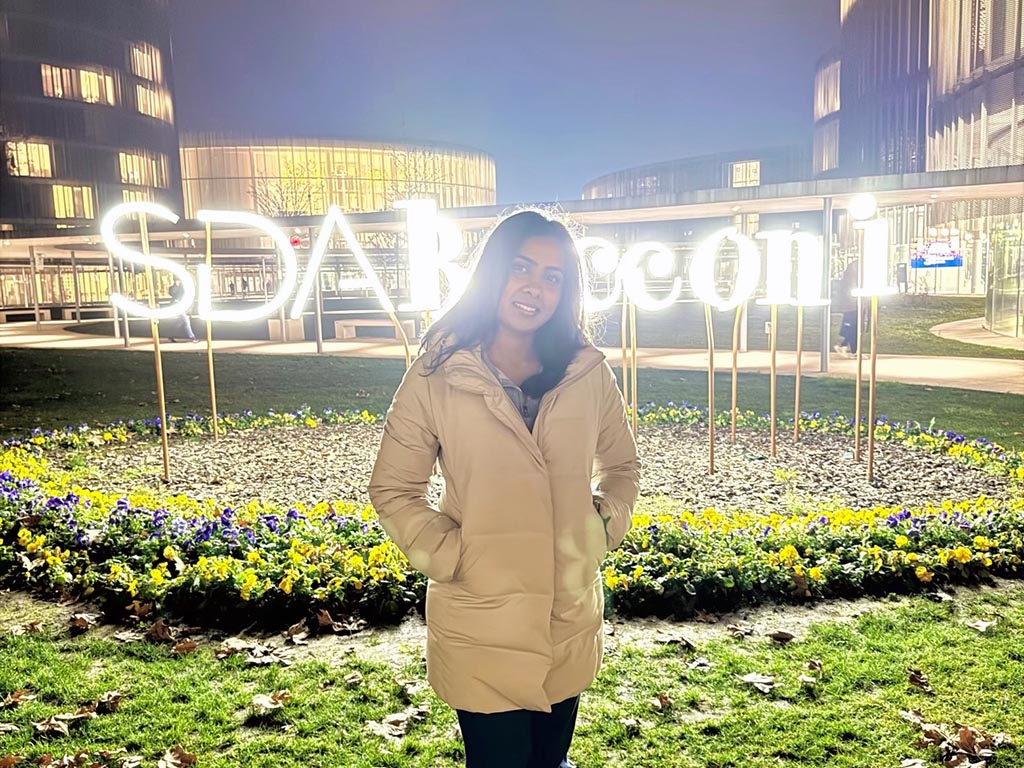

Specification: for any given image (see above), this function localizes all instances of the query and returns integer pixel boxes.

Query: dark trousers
[456,695,579,768]
[839,309,858,353]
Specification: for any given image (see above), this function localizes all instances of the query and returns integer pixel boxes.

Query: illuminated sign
[911,238,963,269]
[103,202,890,320]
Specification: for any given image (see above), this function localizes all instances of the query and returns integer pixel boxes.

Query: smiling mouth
[512,301,540,316]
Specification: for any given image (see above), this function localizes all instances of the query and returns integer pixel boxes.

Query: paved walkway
[3,321,1022,396]
[930,316,1024,351]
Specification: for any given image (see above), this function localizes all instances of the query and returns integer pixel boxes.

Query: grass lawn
[0,585,1021,767]
[2,348,1022,449]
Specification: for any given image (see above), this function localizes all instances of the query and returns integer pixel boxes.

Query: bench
[0,308,52,323]
[334,317,416,340]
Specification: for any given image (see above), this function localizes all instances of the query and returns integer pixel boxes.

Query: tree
[250,160,328,218]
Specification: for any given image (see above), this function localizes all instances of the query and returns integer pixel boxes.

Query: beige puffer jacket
[369,344,640,714]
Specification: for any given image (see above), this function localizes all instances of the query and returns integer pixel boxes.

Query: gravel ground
[72,422,1013,511]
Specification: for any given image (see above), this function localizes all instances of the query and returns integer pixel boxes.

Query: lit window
[119,151,169,187]
[814,60,841,121]
[130,42,164,83]
[122,188,154,204]
[6,141,52,177]
[135,84,173,122]
[41,63,115,105]
[41,63,65,98]
[52,185,94,219]
[731,160,761,187]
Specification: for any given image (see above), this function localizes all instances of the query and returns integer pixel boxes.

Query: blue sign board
[911,241,963,269]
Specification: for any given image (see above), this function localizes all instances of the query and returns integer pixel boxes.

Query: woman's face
[496,235,566,336]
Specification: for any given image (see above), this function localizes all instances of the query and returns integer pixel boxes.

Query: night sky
[170,1,840,204]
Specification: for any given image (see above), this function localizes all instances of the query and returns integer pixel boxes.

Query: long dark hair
[422,209,589,397]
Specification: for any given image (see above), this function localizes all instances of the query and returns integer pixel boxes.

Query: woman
[369,210,640,768]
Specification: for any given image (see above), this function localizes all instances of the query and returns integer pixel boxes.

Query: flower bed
[6,403,1022,479]
[0,406,1022,629]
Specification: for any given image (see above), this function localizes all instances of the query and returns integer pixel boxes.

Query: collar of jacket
[441,344,605,396]
[439,344,606,466]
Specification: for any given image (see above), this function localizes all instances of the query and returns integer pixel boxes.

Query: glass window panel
[6,142,52,177]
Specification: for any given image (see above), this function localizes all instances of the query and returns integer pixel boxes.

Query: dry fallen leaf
[805,659,824,673]
[797,674,818,686]
[394,679,427,702]
[316,610,367,636]
[902,710,1012,768]
[618,718,642,737]
[0,754,20,767]
[1,690,35,709]
[69,614,100,633]
[908,668,935,695]
[727,623,754,639]
[694,610,718,624]
[928,590,955,603]
[62,705,98,722]
[144,619,176,644]
[285,620,307,638]
[769,630,797,644]
[286,631,309,646]
[343,672,363,687]
[125,601,154,619]
[739,673,776,694]
[32,717,70,737]
[687,657,713,671]
[901,759,928,768]
[252,690,291,713]
[0,724,19,734]
[365,704,430,741]
[245,644,293,667]
[215,637,252,659]
[791,570,811,598]
[113,631,143,643]
[651,692,673,711]
[172,640,198,656]
[653,630,695,649]
[7,622,43,637]
[965,619,998,633]
[157,745,197,768]
[97,691,124,714]
[900,710,926,726]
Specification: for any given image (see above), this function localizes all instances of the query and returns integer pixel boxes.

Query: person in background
[369,210,640,768]
[167,278,197,343]
[834,261,860,357]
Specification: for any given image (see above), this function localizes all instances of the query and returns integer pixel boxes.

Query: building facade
[814,0,1023,336]
[581,146,810,201]
[829,0,932,176]
[0,0,182,235]
[179,134,497,218]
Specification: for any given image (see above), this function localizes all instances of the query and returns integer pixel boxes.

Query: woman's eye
[511,262,528,273]
[545,273,562,285]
